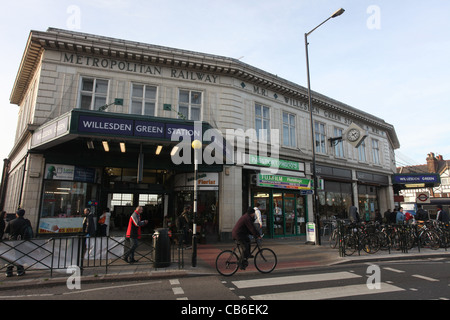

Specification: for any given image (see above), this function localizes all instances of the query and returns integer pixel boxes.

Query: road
[0,258,448,301]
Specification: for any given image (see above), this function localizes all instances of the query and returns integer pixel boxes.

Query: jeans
[124,238,139,261]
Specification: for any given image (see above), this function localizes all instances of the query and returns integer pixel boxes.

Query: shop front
[252,188,308,238]
[173,172,219,242]
[356,171,390,222]
[315,165,353,221]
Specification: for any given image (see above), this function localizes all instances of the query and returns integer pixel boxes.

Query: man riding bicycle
[232,207,261,269]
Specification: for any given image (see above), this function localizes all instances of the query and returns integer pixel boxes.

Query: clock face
[347,128,361,142]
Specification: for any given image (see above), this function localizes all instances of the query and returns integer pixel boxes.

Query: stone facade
[2,28,400,238]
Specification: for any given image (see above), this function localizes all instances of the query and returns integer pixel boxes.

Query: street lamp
[191,139,202,267]
[305,8,345,246]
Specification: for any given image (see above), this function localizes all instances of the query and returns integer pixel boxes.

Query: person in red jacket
[123,206,148,263]
[232,207,261,269]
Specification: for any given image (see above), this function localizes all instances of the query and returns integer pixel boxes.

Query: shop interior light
[170,146,179,156]
[156,145,163,155]
[102,141,110,152]
[120,142,126,153]
[87,140,95,150]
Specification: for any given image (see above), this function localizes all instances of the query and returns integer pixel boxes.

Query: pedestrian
[176,206,192,248]
[98,208,111,236]
[416,205,429,221]
[374,209,382,224]
[0,211,6,240]
[396,207,405,224]
[383,209,391,224]
[253,203,263,236]
[390,208,398,224]
[436,205,449,224]
[82,208,96,237]
[4,209,33,277]
[123,206,148,263]
[349,206,360,224]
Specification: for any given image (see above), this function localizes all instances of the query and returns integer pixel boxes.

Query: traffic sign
[416,192,430,204]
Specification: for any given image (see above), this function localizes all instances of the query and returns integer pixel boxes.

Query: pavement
[0,235,448,291]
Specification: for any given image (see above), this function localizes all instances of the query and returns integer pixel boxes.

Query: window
[79,78,109,110]
[131,84,157,116]
[314,121,327,154]
[358,140,367,162]
[334,127,344,158]
[178,90,202,121]
[283,112,296,147]
[255,103,270,142]
[372,139,380,164]
[111,193,133,207]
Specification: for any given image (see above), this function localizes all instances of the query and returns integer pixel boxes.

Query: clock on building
[346,128,361,142]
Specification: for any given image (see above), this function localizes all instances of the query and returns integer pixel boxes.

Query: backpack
[20,220,33,240]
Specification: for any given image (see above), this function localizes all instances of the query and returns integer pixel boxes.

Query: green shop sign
[249,155,303,171]
[257,174,312,190]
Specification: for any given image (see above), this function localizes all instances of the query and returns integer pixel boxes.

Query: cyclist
[232,207,261,269]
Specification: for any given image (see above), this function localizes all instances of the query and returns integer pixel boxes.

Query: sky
[0,0,449,168]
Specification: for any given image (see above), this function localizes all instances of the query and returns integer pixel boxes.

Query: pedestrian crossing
[224,269,406,300]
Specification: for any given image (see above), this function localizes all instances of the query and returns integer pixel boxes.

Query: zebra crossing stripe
[232,271,361,289]
[251,283,405,300]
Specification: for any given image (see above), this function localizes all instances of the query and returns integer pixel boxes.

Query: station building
[1,28,400,240]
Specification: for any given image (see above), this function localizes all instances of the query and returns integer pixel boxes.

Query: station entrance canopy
[30,109,226,155]
[392,173,441,192]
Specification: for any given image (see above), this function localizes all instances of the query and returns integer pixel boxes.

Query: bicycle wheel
[343,235,356,256]
[254,248,277,273]
[216,250,239,276]
[362,234,380,254]
[329,229,338,249]
[422,230,440,250]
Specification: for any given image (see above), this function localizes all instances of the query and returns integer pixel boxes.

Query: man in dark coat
[4,209,32,277]
[436,205,449,224]
[232,207,260,269]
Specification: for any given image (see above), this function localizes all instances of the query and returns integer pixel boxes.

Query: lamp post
[191,139,202,267]
[305,8,345,246]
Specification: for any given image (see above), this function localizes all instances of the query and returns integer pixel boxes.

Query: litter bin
[153,228,171,268]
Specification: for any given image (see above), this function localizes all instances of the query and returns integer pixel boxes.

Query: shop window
[39,181,97,234]
[282,112,296,148]
[131,84,157,116]
[318,181,352,219]
[178,90,202,121]
[79,77,109,110]
[314,121,327,154]
[255,103,271,142]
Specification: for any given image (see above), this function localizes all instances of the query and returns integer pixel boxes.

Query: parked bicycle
[215,236,277,276]
[341,222,380,256]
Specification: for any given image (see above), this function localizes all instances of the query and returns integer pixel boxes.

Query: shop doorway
[174,190,219,243]
[108,193,166,233]
[253,189,307,238]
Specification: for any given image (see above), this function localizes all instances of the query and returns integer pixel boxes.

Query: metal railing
[0,232,186,277]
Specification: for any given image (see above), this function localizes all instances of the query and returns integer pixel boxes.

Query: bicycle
[215,236,277,276]
[342,222,380,256]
